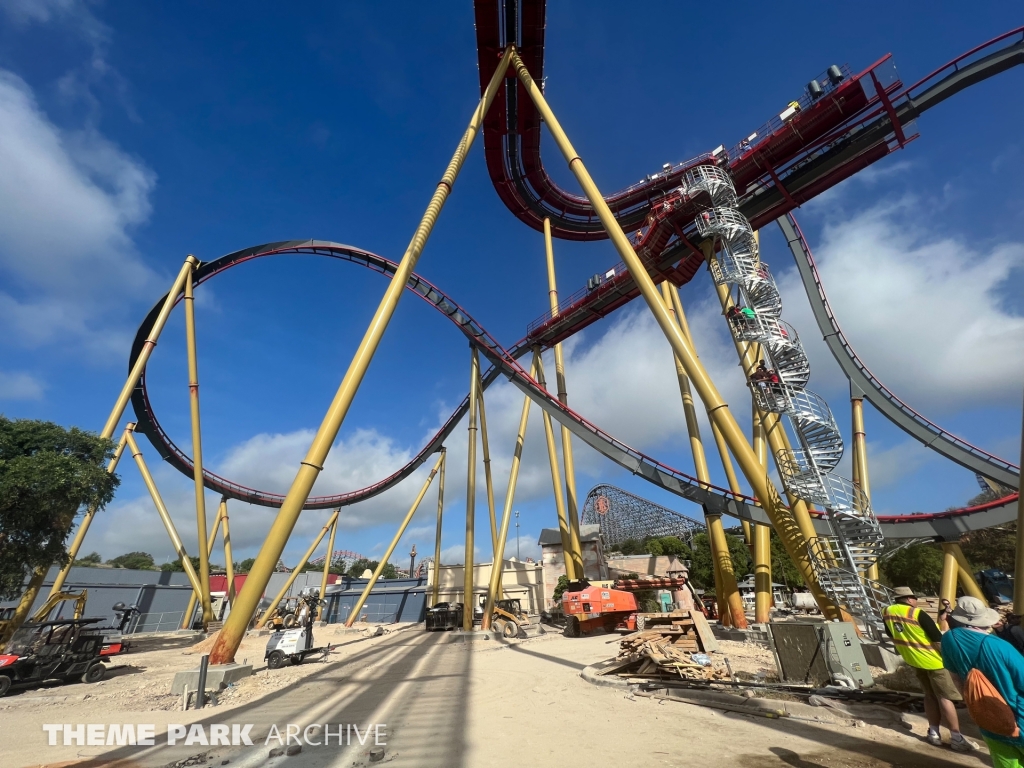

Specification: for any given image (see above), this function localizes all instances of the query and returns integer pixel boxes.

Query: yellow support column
[510,52,833,617]
[8,257,204,641]
[661,282,746,628]
[475,376,498,556]
[482,359,537,629]
[344,454,444,626]
[209,46,515,664]
[939,544,959,606]
[318,512,339,620]
[851,391,880,582]
[533,349,577,581]
[463,350,481,630]
[181,505,226,630]
[256,510,339,628]
[947,543,986,601]
[184,265,214,628]
[543,218,584,577]
[431,448,447,607]
[49,429,129,598]
[220,499,236,607]
[125,427,203,598]
[752,408,773,624]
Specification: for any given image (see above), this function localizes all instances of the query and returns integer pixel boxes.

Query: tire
[0,675,10,697]
[636,615,646,632]
[502,621,518,639]
[82,663,105,684]
[282,614,297,628]
[267,650,286,670]
[564,616,581,638]
[603,618,618,635]
[290,655,302,666]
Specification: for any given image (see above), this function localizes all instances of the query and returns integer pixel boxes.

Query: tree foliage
[236,558,257,573]
[960,524,1015,574]
[879,543,945,594]
[552,574,571,602]
[161,555,201,572]
[688,531,751,590]
[346,558,398,579]
[0,417,119,600]
[72,552,103,567]
[106,551,155,570]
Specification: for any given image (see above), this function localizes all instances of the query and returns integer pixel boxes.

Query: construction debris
[607,611,729,681]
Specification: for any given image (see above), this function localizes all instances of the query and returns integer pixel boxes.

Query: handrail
[902,27,1024,100]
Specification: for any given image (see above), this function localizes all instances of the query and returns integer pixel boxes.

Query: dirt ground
[5,624,991,768]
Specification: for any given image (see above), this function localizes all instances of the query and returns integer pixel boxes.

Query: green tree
[106,551,155,570]
[236,558,257,573]
[346,558,398,579]
[617,538,643,555]
[552,574,571,602]
[328,558,348,576]
[769,530,805,589]
[0,417,119,600]
[880,543,945,594]
[72,552,103,567]
[687,531,751,590]
[162,555,202,573]
[960,524,1015,573]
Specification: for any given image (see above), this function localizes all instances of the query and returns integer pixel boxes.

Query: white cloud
[0,369,44,400]
[0,70,158,356]
[775,196,1024,413]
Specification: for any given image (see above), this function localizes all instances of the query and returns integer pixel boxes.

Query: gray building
[1,566,195,633]
[324,576,427,624]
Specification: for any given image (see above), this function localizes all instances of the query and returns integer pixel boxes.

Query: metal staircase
[686,164,892,631]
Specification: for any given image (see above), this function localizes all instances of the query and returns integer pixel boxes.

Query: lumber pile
[609,610,728,681]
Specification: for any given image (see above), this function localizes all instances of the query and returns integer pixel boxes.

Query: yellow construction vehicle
[0,591,89,646]
[30,591,88,623]
[489,598,531,639]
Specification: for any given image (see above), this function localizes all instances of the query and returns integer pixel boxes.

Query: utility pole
[515,511,520,559]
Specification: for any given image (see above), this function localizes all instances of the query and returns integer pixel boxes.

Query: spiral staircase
[683,163,893,632]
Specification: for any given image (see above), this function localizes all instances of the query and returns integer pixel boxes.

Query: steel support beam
[662,283,746,628]
[544,218,584,577]
[208,45,515,663]
[256,510,339,629]
[431,448,446,607]
[184,265,214,628]
[482,358,537,630]
[534,348,577,581]
[125,427,203,598]
[463,349,481,631]
[344,455,443,627]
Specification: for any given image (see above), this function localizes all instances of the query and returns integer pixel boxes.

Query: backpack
[963,636,1020,738]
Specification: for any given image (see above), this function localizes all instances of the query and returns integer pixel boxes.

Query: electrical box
[768,621,873,688]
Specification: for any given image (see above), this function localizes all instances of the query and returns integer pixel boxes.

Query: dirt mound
[185,630,221,655]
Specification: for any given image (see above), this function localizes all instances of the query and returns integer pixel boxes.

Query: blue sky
[0,2,1021,569]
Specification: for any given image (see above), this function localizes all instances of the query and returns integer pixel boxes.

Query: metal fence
[127,611,185,634]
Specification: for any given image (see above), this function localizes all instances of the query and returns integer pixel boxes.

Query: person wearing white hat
[882,586,976,751]
[943,596,1024,766]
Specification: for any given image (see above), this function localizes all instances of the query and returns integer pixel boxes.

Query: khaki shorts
[914,667,962,702]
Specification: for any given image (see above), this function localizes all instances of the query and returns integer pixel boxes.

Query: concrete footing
[711,624,771,647]
[861,641,903,673]
[171,663,253,695]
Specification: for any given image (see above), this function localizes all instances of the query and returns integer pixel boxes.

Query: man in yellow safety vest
[882,586,977,752]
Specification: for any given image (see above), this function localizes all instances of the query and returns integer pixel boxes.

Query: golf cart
[0,618,107,697]
[264,588,331,670]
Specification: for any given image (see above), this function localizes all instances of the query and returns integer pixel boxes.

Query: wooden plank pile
[607,610,728,681]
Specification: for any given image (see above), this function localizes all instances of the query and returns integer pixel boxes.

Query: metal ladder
[685,164,892,632]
